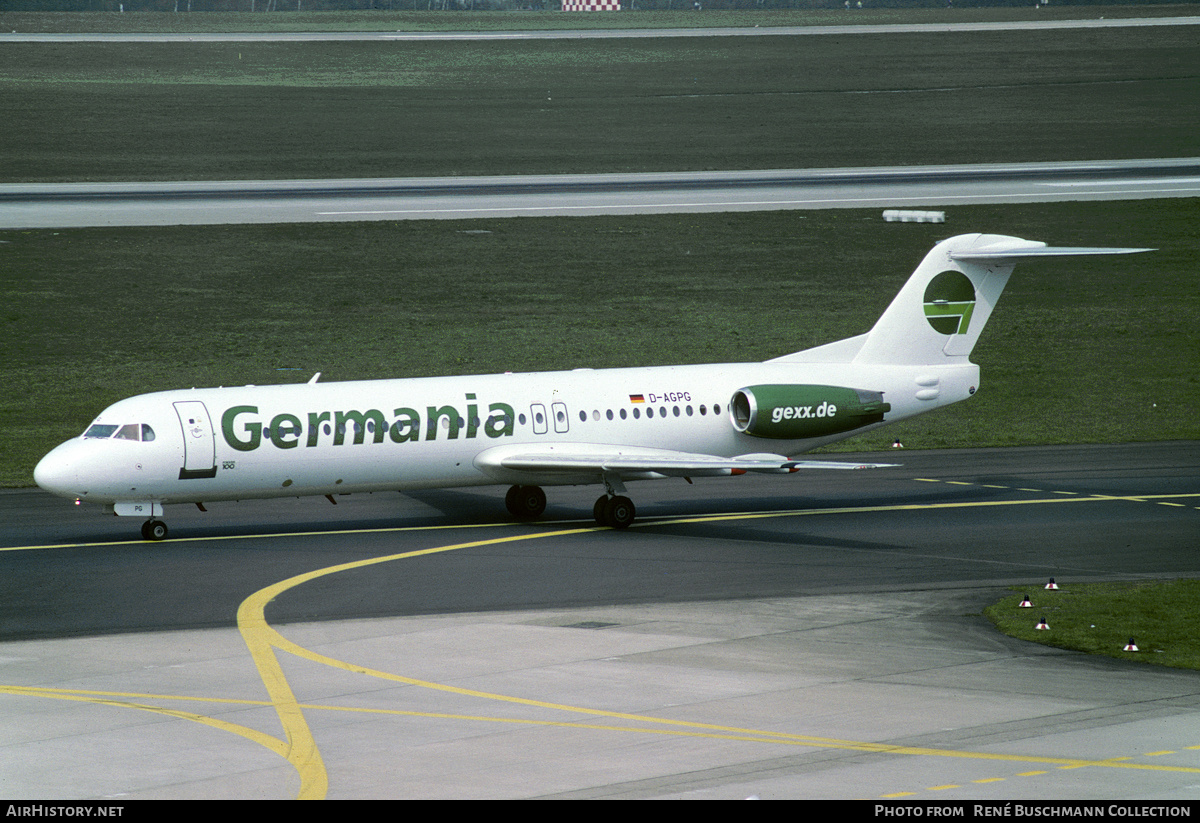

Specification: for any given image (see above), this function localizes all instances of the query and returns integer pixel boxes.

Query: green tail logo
[923,271,976,335]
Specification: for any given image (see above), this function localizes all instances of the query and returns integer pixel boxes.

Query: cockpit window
[83,423,155,441]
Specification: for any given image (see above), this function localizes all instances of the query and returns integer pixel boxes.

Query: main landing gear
[503,483,637,529]
[140,519,168,541]
[593,494,635,529]
[593,472,635,529]
[505,485,547,520]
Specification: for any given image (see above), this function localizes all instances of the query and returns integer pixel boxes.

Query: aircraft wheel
[603,496,636,530]
[505,485,546,520]
[141,519,168,541]
[593,495,609,526]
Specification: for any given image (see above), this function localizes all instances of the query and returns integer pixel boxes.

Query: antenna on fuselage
[308,372,321,384]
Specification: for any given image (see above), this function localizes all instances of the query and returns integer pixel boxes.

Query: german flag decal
[629,394,645,404]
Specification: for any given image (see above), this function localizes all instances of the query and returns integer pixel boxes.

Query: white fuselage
[34,359,977,511]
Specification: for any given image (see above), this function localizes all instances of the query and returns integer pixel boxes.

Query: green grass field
[2,23,1197,181]
[987,581,1200,670]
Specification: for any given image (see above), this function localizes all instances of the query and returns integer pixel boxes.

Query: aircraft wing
[474,443,896,481]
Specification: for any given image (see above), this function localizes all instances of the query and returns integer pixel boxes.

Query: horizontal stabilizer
[950,242,1154,261]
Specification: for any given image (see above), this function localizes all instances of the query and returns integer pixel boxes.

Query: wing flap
[474,443,895,482]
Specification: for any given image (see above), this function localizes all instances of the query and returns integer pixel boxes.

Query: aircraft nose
[34,442,79,497]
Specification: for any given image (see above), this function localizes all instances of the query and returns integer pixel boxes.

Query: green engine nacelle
[730,384,890,440]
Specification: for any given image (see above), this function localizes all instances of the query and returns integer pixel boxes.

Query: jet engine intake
[730,384,890,439]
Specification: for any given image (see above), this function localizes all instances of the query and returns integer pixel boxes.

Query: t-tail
[854,233,1155,365]
[782,234,1152,368]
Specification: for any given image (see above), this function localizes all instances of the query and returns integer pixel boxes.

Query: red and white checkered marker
[1045,578,1059,590]
[1124,639,1139,652]
[1019,596,1032,608]
[1036,618,1050,630]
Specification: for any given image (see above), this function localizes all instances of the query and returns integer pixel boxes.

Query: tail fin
[847,233,1152,366]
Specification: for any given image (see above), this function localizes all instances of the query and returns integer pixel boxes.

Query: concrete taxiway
[6,590,1200,800]
[1,443,1198,799]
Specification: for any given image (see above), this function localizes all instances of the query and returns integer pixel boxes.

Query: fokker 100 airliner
[34,233,1149,540]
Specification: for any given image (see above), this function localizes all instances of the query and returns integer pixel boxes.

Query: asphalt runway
[4,159,1200,229]
[4,15,1198,41]
[2,442,1199,798]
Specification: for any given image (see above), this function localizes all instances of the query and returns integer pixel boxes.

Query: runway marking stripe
[4,491,1196,554]
[0,685,288,757]
[0,518,513,552]
[2,684,270,707]
[229,526,1200,799]
[6,682,961,750]
[8,481,1199,797]
[236,528,593,800]
[658,493,1200,528]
